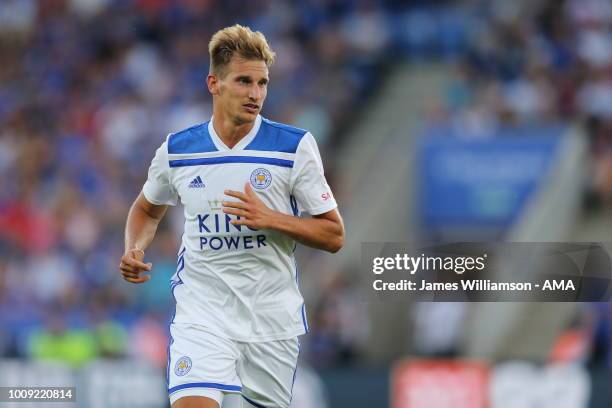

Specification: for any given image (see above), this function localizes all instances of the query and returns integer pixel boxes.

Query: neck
[212,110,256,149]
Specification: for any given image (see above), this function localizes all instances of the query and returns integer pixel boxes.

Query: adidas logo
[188,176,205,189]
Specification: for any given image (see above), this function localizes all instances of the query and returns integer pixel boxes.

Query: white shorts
[167,323,300,407]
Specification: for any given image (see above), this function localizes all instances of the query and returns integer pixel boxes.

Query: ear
[207,74,218,95]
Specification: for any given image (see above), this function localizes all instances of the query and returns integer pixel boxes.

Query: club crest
[175,356,192,376]
[250,168,272,190]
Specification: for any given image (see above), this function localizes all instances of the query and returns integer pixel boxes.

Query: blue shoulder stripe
[168,121,218,154]
[244,117,307,153]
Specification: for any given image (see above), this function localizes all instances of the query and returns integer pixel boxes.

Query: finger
[120,266,144,277]
[122,271,143,280]
[119,265,135,274]
[121,257,152,271]
[123,275,150,284]
[230,218,251,227]
[222,200,248,210]
[244,184,262,202]
[119,263,151,278]
[223,208,248,217]
[119,263,139,274]
[224,190,248,201]
[120,267,145,277]
[244,183,255,196]
[122,262,152,273]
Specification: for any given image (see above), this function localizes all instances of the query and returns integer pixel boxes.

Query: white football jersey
[142,115,337,341]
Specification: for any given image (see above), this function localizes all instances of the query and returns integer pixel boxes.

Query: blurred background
[0,0,611,407]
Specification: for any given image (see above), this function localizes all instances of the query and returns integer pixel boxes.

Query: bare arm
[223,184,345,253]
[266,209,344,253]
[119,192,169,283]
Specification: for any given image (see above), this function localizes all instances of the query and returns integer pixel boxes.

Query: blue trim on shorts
[169,382,243,394]
[242,394,268,408]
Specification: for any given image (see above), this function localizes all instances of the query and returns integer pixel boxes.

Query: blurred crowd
[426,0,612,206]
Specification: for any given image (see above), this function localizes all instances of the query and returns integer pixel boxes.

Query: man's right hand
[119,248,152,284]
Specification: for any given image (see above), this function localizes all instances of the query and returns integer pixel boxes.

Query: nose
[248,84,261,101]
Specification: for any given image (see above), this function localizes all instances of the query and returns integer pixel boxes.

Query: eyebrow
[236,75,268,83]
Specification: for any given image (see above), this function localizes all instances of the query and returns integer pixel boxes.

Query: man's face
[209,56,269,125]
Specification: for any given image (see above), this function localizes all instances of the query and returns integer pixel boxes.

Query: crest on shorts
[175,356,192,376]
[250,168,272,190]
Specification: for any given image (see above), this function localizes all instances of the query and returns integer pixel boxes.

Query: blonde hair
[209,24,276,78]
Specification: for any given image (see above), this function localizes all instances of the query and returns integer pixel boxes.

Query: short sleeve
[290,132,337,215]
[142,138,179,206]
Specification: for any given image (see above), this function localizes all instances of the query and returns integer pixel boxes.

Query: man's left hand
[223,183,274,230]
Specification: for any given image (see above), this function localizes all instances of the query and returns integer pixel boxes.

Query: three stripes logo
[188,176,205,189]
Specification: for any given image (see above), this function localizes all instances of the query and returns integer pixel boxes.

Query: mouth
[242,103,259,113]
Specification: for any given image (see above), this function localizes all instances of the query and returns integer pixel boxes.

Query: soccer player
[119,25,344,408]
